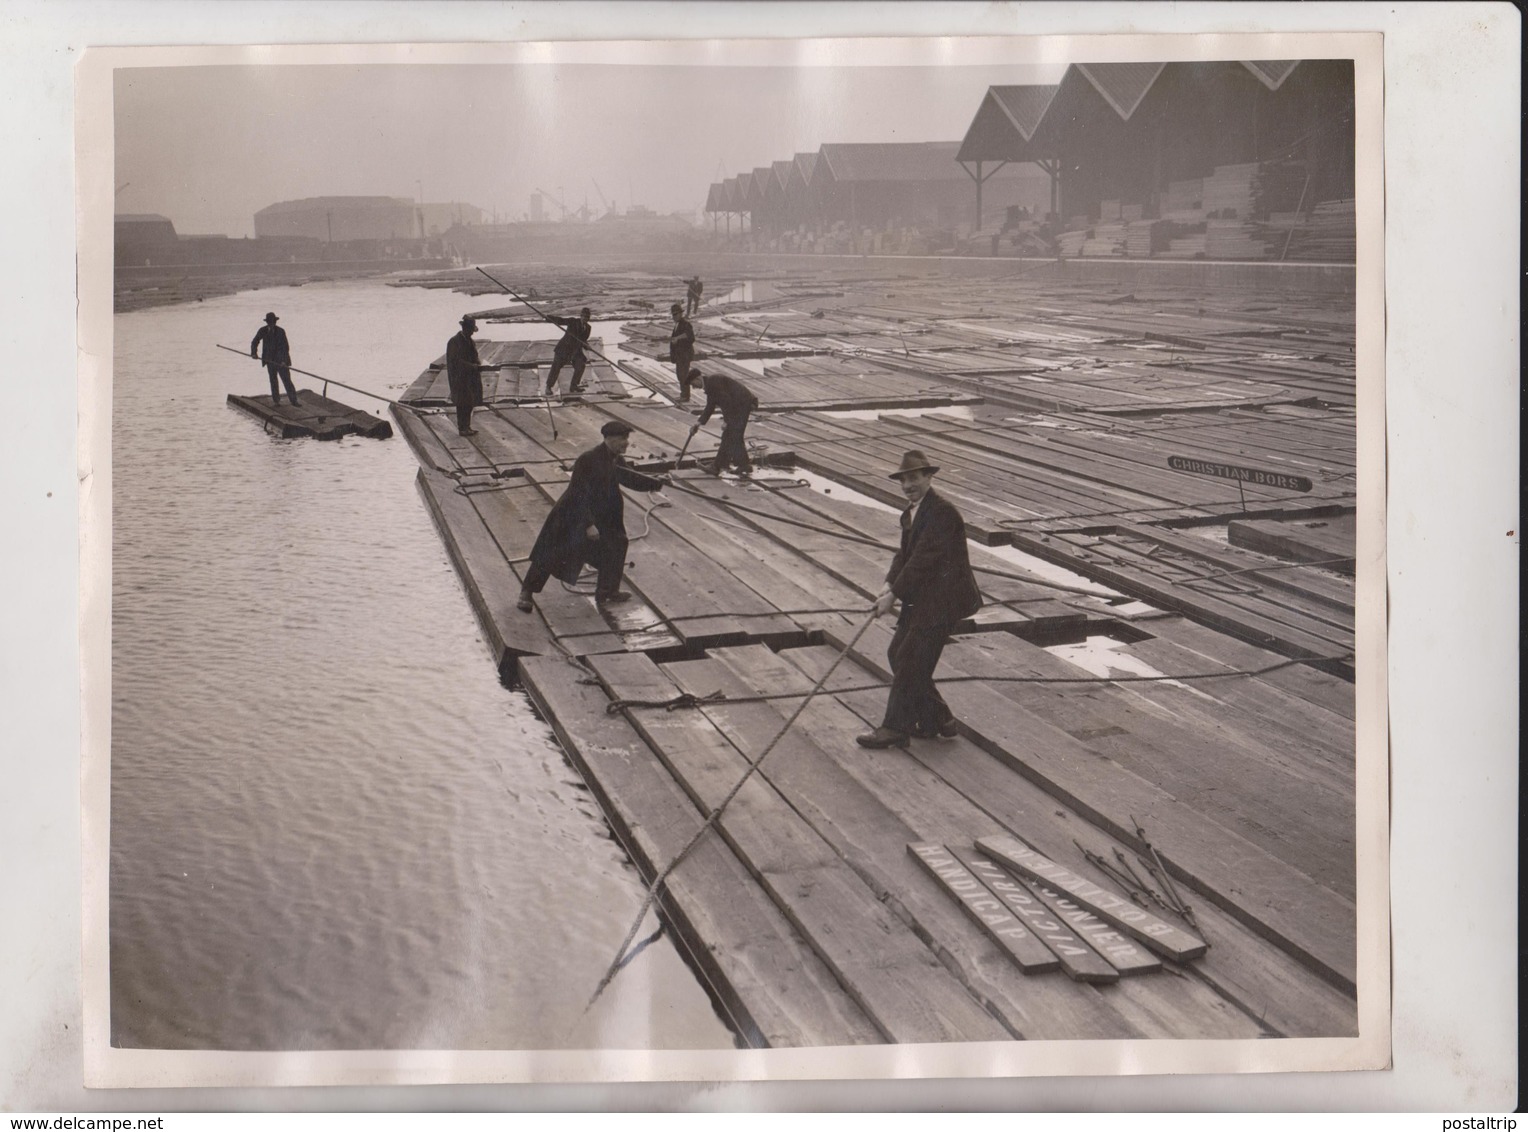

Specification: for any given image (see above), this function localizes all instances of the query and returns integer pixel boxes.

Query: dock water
[391,265,1359,1045]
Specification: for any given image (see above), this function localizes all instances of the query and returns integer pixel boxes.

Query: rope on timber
[581,610,879,1015]
[593,652,1355,714]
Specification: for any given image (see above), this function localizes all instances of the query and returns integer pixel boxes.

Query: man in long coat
[517,420,669,612]
[857,450,983,749]
[546,306,592,395]
[688,368,759,476]
[669,303,696,402]
[250,311,299,407]
[445,314,485,436]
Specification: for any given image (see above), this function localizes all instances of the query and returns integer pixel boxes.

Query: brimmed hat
[264,312,279,323]
[888,450,939,480]
[601,420,633,438]
[460,314,477,328]
[670,303,684,315]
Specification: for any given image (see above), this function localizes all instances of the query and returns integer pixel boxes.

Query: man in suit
[517,420,669,612]
[857,451,983,749]
[250,311,298,407]
[669,303,696,402]
[688,368,758,476]
[546,306,592,395]
[445,314,485,436]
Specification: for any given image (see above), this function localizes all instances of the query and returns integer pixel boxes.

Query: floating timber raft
[229,389,392,440]
[392,265,1359,1045]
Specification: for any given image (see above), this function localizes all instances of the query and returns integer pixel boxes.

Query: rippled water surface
[110,279,734,1051]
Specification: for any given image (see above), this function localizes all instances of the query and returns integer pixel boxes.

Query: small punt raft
[228,389,393,440]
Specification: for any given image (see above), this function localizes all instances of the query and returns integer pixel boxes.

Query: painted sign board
[1167,455,1313,494]
[975,834,1208,961]
[907,844,1060,974]
[1019,875,1163,976]
[946,846,1118,983]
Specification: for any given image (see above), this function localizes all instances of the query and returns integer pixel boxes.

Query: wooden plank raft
[228,389,392,440]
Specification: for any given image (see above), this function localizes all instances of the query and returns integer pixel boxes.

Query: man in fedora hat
[546,306,592,396]
[517,420,670,612]
[446,314,485,436]
[857,450,982,750]
[669,303,696,402]
[250,311,298,408]
[688,367,759,477]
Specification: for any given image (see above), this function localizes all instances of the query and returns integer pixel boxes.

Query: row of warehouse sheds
[705,60,1356,259]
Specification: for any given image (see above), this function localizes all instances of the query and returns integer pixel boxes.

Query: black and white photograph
[15,5,1504,1108]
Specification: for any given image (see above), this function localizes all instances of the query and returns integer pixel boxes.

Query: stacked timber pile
[1283,200,1357,262]
[1160,227,1208,259]
[1125,219,1168,257]
[1057,229,1089,257]
[1081,222,1128,257]
[1162,178,1204,217]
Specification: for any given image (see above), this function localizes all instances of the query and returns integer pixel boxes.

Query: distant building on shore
[255,196,419,242]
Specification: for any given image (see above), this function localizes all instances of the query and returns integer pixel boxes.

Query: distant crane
[591,179,615,218]
[535,185,569,222]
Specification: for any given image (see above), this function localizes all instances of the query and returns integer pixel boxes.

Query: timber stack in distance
[391,263,1359,1046]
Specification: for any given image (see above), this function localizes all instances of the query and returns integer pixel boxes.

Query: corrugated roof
[793,151,819,186]
[705,183,725,210]
[956,84,1062,162]
[817,141,966,183]
[256,195,413,215]
[770,160,794,193]
[1241,60,1302,90]
[1074,62,1168,120]
[750,167,773,201]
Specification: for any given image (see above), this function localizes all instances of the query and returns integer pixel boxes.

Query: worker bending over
[546,307,592,395]
[518,420,669,612]
[857,451,983,750]
[688,368,758,477]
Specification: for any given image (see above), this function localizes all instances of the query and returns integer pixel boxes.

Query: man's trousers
[880,613,954,736]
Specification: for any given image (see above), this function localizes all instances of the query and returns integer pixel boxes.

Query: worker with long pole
[473,265,653,392]
[215,344,407,409]
[471,268,562,437]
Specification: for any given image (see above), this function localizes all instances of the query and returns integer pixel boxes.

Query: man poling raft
[545,307,592,396]
[517,420,671,612]
[687,367,758,477]
[445,314,487,436]
[857,450,983,750]
[250,311,299,408]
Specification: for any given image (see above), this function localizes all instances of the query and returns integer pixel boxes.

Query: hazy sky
[114,62,1062,235]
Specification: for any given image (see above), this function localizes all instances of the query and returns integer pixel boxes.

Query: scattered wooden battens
[907,843,1063,974]
[975,834,1208,961]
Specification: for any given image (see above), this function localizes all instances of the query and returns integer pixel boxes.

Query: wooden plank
[802,617,1358,993]
[588,651,1009,1043]
[781,645,1354,1038]
[415,468,554,672]
[984,861,1165,976]
[516,656,883,1048]
[715,643,1265,1039]
[975,834,1208,961]
[927,846,1117,983]
[906,844,1062,974]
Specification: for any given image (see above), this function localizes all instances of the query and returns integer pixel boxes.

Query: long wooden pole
[216,344,409,409]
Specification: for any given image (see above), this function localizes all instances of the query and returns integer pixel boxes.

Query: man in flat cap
[250,311,299,408]
[688,367,759,477]
[446,314,485,436]
[517,420,670,612]
[546,306,592,396]
[669,303,696,402]
[857,451,982,750]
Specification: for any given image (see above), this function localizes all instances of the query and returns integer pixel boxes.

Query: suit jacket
[696,373,758,426]
[886,488,982,629]
[529,442,665,583]
[551,316,591,358]
[445,330,483,406]
[670,316,695,357]
[250,324,290,366]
